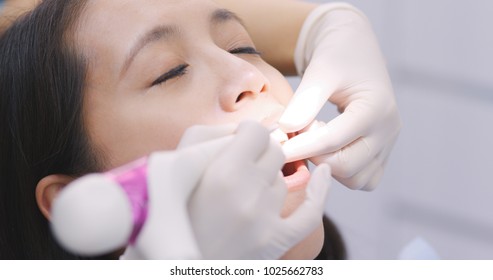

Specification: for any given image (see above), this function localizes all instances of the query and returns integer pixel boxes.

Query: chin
[280,221,325,260]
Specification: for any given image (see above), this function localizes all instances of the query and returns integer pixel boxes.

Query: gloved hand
[178,121,332,259]
[279,3,401,191]
[124,121,331,260]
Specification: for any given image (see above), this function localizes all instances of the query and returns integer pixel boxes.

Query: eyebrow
[120,8,244,77]
[211,8,244,26]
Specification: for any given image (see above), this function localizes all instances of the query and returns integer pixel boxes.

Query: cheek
[280,223,324,260]
[83,91,208,169]
[262,64,294,106]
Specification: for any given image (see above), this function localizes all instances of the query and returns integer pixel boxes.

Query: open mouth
[279,132,311,190]
[282,159,299,177]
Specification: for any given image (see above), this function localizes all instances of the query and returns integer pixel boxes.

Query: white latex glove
[279,3,401,191]
[180,121,332,260]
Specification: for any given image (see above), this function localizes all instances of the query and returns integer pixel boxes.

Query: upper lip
[259,108,285,129]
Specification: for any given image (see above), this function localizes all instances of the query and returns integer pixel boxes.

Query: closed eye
[229,46,261,56]
[151,64,189,86]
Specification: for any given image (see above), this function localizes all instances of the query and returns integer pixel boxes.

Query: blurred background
[288,0,493,259]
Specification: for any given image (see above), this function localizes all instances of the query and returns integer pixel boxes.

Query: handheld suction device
[51,159,148,256]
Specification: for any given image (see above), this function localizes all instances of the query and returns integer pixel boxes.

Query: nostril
[235,82,267,104]
[260,84,268,94]
[236,92,246,103]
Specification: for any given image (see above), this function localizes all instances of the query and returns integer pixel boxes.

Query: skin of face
[76,0,324,259]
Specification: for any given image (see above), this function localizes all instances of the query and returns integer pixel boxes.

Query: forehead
[75,0,221,80]
[79,0,218,35]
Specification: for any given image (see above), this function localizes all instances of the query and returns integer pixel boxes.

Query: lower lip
[282,160,311,191]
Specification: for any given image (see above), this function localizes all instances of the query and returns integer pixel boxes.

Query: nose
[214,53,270,112]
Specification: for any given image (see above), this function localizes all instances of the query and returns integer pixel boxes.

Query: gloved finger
[142,156,205,259]
[256,140,285,184]
[310,133,384,178]
[149,136,232,201]
[279,120,323,163]
[220,121,270,163]
[255,173,287,215]
[313,126,398,175]
[360,138,395,191]
[278,58,340,133]
[177,123,237,149]
[332,158,380,190]
[282,101,374,162]
[279,164,331,244]
[362,166,384,191]
[135,201,200,259]
[298,119,326,134]
[330,132,395,190]
[377,131,399,168]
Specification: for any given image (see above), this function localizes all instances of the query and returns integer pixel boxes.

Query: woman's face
[76,0,323,259]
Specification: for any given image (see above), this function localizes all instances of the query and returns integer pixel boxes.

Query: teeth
[270,128,288,145]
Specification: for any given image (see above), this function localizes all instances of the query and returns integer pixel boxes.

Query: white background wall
[292,0,493,259]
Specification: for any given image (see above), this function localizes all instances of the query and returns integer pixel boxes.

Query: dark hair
[315,216,346,259]
[0,0,103,259]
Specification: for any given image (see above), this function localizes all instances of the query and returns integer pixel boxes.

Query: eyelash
[151,47,261,86]
[151,64,188,87]
[229,46,262,56]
